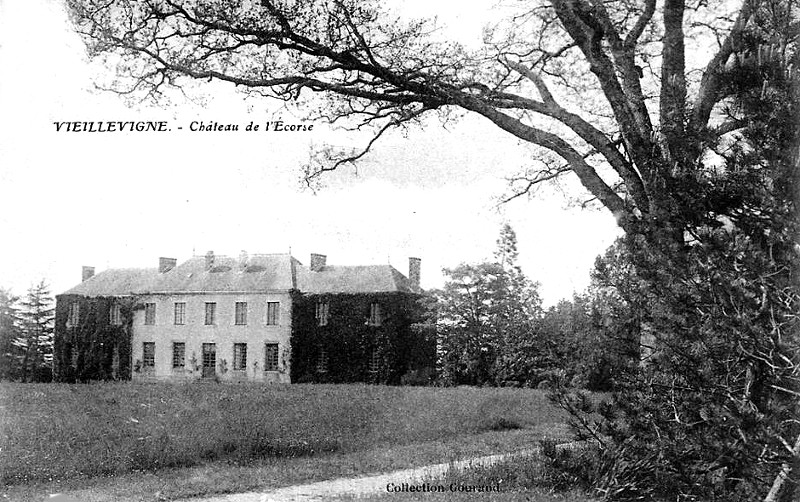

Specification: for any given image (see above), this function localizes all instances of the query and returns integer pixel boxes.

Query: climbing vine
[54,294,137,382]
[290,291,434,384]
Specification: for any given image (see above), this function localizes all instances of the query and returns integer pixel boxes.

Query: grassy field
[0,382,571,500]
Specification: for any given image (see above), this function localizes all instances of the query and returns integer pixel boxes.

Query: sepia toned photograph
[0,0,798,500]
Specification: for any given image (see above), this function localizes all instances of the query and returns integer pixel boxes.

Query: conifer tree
[16,281,55,382]
[437,224,542,385]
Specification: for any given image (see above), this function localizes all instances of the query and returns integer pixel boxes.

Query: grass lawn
[0,382,572,501]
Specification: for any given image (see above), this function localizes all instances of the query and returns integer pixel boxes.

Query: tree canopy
[435,224,542,386]
[67,0,796,236]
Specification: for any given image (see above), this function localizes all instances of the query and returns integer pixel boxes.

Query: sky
[0,0,621,306]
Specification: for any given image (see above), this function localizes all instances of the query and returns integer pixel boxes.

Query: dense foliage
[435,225,638,391]
[53,294,134,382]
[538,288,639,392]
[551,14,800,498]
[0,288,22,380]
[435,225,542,386]
[290,290,435,384]
[0,282,55,382]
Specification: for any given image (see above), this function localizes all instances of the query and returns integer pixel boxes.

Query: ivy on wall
[290,291,435,385]
[54,295,137,382]
[55,291,435,385]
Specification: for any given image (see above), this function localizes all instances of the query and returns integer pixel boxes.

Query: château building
[54,251,433,384]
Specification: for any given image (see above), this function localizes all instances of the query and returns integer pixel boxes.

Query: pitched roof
[61,254,420,296]
[61,268,160,296]
[296,264,419,294]
[61,254,297,296]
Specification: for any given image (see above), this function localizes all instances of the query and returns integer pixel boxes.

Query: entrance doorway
[202,343,216,378]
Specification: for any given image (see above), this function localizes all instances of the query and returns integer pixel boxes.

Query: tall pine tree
[16,281,55,382]
[436,223,542,385]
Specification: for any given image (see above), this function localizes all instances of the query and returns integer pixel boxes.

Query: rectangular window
[144,303,156,325]
[67,303,80,327]
[264,343,279,372]
[368,303,382,326]
[316,347,329,373]
[368,349,381,373]
[266,302,279,325]
[109,304,122,326]
[233,343,247,371]
[172,342,185,369]
[235,302,247,325]
[315,301,329,327]
[205,302,216,325]
[142,342,155,368]
[174,302,186,325]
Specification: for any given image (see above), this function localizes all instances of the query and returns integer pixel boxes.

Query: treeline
[432,224,639,391]
[0,281,55,382]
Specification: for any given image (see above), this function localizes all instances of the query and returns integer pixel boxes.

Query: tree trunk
[764,434,800,502]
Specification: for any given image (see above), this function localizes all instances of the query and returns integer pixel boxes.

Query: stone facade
[132,292,292,383]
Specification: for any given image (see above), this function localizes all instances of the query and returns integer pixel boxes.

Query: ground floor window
[368,349,381,373]
[142,342,155,368]
[64,342,75,369]
[233,343,247,370]
[264,343,279,371]
[316,347,328,373]
[202,343,216,378]
[172,342,185,369]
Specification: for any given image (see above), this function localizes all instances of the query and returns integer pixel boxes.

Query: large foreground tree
[68,0,798,499]
[67,0,794,231]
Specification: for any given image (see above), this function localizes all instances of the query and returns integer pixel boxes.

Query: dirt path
[179,443,580,502]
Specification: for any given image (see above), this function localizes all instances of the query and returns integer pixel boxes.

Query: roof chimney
[82,266,95,282]
[408,257,421,289]
[205,250,215,271]
[310,253,327,272]
[239,250,249,271]
[159,257,177,273]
